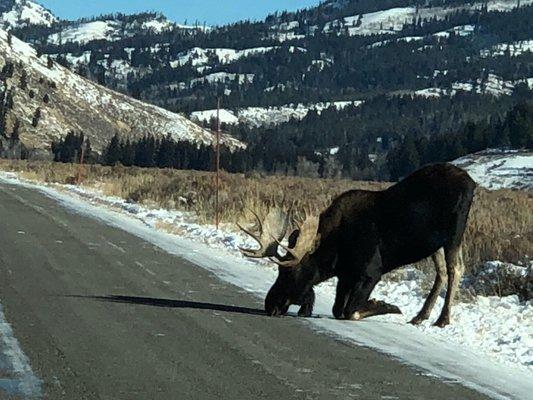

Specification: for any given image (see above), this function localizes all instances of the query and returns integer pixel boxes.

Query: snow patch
[481,39,533,58]
[414,74,530,98]
[0,0,57,28]
[324,0,531,37]
[191,101,363,128]
[48,20,121,45]
[172,46,278,68]
[0,303,41,397]
[190,72,255,86]
[453,149,533,190]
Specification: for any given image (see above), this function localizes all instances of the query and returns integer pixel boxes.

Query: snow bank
[0,171,531,400]
[453,150,533,190]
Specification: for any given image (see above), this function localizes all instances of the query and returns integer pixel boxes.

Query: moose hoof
[298,306,313,318]
[349,312,362,321]
[433,317,450,328]
[410,315,427,325]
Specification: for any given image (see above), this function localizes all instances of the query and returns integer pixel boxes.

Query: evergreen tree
[19,70,28,90]
[32,108,42,127]
[104,134,122,166]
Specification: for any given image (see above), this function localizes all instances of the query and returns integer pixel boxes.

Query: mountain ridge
[0,27,243,159]
[0,0,531,180]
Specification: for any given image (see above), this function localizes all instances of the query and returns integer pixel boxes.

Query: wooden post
[77,144,85,185]
[215,97,221,230]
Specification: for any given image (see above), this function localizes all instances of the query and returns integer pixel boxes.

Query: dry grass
[1,160,531,271]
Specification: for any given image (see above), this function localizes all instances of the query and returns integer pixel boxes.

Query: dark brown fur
[265,163,476,327]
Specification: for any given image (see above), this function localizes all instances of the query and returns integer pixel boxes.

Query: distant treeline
[50,102,532,181]
[387,102,533,179]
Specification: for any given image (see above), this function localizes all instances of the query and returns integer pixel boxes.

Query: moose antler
[237,208,289,258]
[272,213,320,268]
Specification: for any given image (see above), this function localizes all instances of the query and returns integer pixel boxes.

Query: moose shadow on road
[66,294,268,317]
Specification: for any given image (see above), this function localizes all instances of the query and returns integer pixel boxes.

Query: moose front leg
[297,288,315,317]
[332,277,353,319]
[276,289,315,317]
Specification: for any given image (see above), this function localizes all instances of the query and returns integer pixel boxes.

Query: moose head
[237,208,323,317]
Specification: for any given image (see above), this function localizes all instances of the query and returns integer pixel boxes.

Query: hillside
[0,0,531,179]
[0,0,56,28]
[11,0,530,112]
[0,29,243,159]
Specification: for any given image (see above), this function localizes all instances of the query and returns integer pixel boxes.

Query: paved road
[0,183,489,400]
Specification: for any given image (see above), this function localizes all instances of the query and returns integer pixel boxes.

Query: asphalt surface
[0,183,490,400]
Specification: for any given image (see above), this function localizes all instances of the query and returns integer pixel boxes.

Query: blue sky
[39,1,322,26]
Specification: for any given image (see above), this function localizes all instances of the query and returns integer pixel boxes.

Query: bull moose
[238,163,476,327]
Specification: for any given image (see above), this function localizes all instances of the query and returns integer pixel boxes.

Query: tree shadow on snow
[66,294,267,316]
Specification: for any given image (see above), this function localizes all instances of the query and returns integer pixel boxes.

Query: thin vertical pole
[77,143,85,185]
[215,97,221,230]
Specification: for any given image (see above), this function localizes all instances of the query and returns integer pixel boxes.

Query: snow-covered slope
[0,0,56,28]
[172,46,277,68]
[453,149,533,190]
[47,15,176,45]
[0,30,244,155]
[320,0,533,37]
[191,101,363,128]
[414,74,533,98]
[480,39,533,58]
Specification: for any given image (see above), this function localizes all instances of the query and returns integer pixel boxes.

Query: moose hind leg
[411,248,446,325]
[434,244,465,328]
[343,274,381,320]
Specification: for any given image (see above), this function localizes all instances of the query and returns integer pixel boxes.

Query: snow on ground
[322,0,532,37]
[368,24,475,48]
[190,109,240,125]
[171,46,278,67]
[325,6,414,36]
[480,39,533,58]
[414,73,530,98]
[190,72,255,86]
[0,171,531,400]
[453,149,533,190]
[0,0,57,29]
[48,21,122,45]
[47,16,176,45]
[191,101,363,128]
[141,18,173,33]
[433,24,475,38]
[267,31,307,42]
[0,304,41,397]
